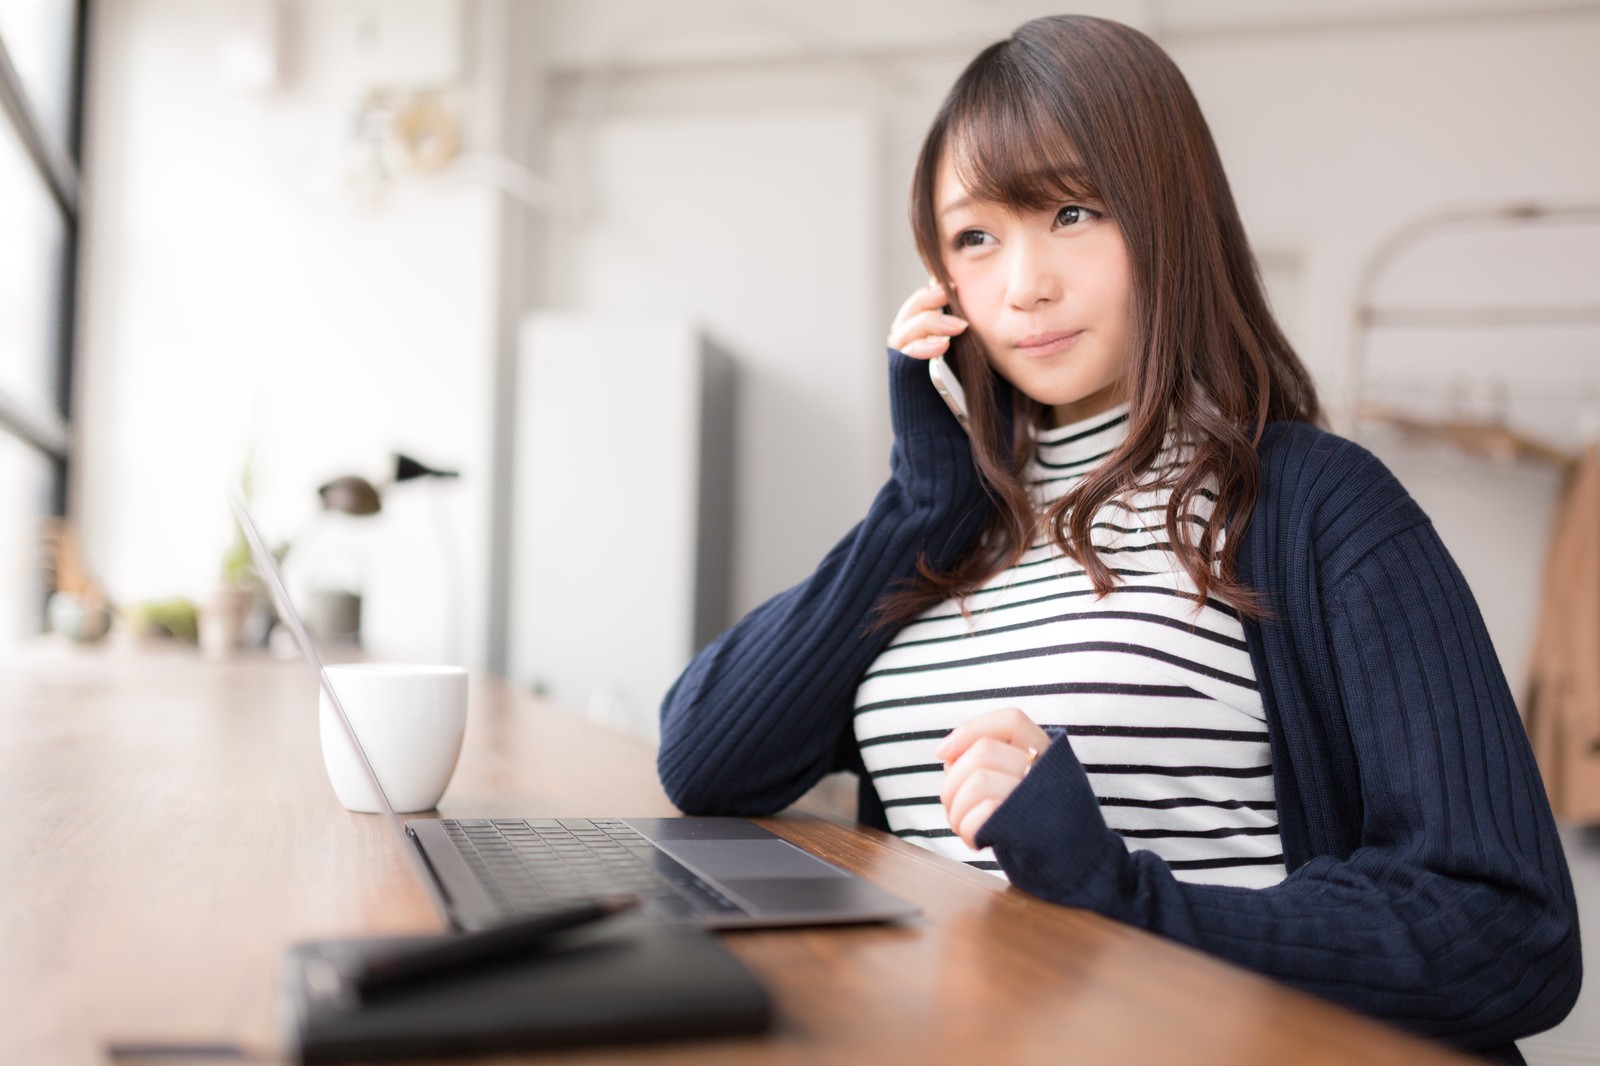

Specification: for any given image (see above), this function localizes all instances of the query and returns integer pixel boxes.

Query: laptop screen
[226,486,452,920]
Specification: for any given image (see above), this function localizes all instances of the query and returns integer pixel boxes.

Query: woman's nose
[1004,240,1061,310]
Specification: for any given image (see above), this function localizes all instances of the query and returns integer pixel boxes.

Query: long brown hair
[877,15,1321,628]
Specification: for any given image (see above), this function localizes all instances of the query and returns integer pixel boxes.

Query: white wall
[1167,12,1600,691]
[1169,11,1600,411]
[74,0,514,668]
[537,0,1087,615]
[542,106,886,611]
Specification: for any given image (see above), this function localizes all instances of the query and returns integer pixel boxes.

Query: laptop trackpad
[716,877,875,915]
[662,840,849,880]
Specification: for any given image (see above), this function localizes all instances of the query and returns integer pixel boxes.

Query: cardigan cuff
[975,735,1132,915]
[888,347,967,441]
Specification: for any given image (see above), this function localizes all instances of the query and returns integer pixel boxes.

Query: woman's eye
[1054,205,1096,228]
[954,229,994,249]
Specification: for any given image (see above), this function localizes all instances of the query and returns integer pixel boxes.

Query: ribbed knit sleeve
[657,350,990,816]
[977,429,1581,1054]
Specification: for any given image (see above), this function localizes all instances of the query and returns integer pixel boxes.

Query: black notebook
[282,915,771,1063]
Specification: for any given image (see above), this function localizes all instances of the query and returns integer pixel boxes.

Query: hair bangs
[943,69,1100,212]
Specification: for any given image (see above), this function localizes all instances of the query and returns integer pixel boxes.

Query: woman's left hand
[935,708,1052,849]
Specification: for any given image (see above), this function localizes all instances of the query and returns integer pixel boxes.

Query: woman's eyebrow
[939,195,974,218]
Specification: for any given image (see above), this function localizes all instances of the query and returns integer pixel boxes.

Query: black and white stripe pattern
[854,405,1286,888]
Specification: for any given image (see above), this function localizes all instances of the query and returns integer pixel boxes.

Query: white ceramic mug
[319,663,468,814]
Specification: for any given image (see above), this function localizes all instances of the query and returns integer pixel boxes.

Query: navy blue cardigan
[658,351,1580,1060]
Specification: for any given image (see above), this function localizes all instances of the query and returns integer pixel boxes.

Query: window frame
[0,0,89,621]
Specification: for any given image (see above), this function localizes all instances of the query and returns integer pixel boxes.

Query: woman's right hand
[887,278,969,360]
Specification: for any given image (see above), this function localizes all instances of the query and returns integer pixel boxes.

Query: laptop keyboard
[440,817,747,921]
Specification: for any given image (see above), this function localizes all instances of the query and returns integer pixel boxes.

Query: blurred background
[1,0,1597,1059]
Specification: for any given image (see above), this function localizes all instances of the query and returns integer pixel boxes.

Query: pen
[347,897,639,1000]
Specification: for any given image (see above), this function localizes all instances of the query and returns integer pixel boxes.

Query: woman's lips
[1014,330,1083,357]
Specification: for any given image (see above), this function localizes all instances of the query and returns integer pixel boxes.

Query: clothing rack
[1347,202,1600,466]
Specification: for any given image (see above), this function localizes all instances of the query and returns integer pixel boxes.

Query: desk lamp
[318,453,460,518]
[307,453,462,651]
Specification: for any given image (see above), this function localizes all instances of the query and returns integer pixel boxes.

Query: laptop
[229,489,919,933]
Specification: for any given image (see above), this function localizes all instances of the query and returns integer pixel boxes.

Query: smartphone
[928,354,971,435]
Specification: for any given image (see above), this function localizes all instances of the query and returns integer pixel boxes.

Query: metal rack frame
[1346,202,1600,439]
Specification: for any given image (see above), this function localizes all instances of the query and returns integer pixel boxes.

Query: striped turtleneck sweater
[853,404,1286,887]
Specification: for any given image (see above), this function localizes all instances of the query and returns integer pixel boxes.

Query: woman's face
[934,151,1133,427]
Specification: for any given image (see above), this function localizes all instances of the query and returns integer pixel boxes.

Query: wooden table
[0,643,1474,1065]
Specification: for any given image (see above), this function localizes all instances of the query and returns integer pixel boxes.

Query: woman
[657,15,1578,1062]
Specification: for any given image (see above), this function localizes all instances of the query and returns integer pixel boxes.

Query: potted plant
[198,454,261,659]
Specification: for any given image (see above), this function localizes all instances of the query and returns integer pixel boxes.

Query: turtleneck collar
[1026,403,1133,505]
[1036,403,1131,462]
